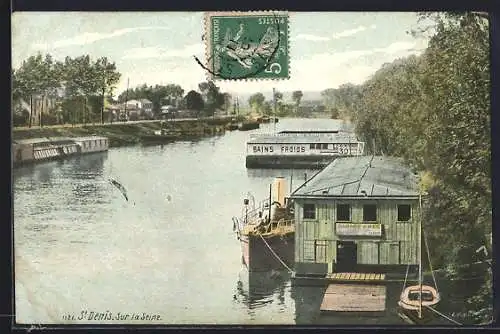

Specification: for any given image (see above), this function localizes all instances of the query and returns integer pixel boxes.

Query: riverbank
[12,117,242,148]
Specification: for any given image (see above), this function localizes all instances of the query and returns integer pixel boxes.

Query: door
[337,241,357,272]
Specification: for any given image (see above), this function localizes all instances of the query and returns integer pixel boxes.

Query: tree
[248,92,265,113]
[198,81,225,115]
[93,57,121,123]
[12,53,123,126]
[292,90,303,111]
[13,53,58,127]
[342,12,491,323]
[222,92,232,111]
[185,90,204,112]
[262,101,272,116]
[162,84,184,106]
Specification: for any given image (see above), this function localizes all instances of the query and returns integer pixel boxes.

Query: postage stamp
[204,11,290,81]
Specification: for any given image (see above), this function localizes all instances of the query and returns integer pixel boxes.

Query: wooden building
[290,155,421,277]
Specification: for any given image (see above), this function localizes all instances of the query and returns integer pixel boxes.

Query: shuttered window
[303,204,316,219]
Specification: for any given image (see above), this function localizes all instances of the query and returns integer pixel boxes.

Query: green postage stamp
[204,11,290,81]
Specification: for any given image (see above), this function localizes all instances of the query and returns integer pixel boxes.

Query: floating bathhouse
[12,136,109,166]
[289,155,422,278]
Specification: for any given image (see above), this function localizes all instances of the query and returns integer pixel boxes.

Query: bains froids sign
[249,144,308,155]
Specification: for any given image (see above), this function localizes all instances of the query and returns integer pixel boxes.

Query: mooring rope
[258,233,293,273]
[423,229,439,292]
[425,305,463,325]
[402,264,410,292]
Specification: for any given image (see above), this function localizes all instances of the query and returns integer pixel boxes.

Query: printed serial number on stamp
[204,11,290,81]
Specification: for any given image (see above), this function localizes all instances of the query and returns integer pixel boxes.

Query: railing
[241,197,272,225]
[254,218,295,237]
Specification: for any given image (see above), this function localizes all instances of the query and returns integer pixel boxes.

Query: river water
[13,118,487,326]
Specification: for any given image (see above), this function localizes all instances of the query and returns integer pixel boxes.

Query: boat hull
[246,154,336,169]
[139,135,179,144]
[397,305,435,325]
[240,233,294,272]
[239,122,260,131]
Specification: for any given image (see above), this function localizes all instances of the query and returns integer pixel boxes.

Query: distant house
[125,99,142,109]
[290,155,421,277]
[140,99,153,111]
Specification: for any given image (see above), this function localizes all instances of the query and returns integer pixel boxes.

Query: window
[310,143,315,149]
[363,204,377,222]
[397,204,411,221]
[315,143,321,149]
[336,204,351,221]
[322,143,328,149]
[303,204,316,219]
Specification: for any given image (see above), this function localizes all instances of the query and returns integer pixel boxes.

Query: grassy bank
[12,118,237,148]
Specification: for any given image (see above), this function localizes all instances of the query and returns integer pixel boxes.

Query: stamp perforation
[203,10,290,82]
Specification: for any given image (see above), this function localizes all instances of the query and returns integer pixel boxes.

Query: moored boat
[398,195,441,324]
[140,121,182,144]
[257,116,271,124]
[238,121,260,131]
[233,177,295,272]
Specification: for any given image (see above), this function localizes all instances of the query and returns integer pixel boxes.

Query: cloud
[217,39,423,94]
[375,41,418,54]
[114,59,206,95]
[292,34,330,42]
[114,39,425,97]
[32,26,171,49]
[121,43,204,60]
[331,24,377,40]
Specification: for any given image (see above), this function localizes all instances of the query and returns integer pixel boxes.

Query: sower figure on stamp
[216,24,280,70]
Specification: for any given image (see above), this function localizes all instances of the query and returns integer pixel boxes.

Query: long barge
[12,135,109,167]
[245,126,365,169]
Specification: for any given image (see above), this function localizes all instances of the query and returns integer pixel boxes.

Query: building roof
[139,98,152,104]
[13,138,53,145]
[13,137,101,145]
[247,132,361,144]
[291,155,419,198]
[72,136,109,141]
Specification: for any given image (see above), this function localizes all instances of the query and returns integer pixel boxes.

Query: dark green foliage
[12,53,121,126]
[185,90,204,112]
[334,12,491,323]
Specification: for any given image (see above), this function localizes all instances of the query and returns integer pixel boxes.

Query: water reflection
[35,163,58,185]
[70,152,107,178]
[235,269,291,313]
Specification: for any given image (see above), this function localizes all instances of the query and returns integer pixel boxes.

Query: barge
[245,124,365,169]
[13,135,109,167]
[233,177,295,272]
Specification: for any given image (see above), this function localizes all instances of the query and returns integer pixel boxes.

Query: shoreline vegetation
[12,116,245,147]
[12,113,338,148]
[325,13,491,324]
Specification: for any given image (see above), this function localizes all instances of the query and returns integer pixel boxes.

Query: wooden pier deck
[320,284,387,313]
[326,272,386,283]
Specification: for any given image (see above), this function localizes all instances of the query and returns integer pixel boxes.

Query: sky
[12,12,431,98]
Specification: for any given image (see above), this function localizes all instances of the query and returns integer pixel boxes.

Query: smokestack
[273,177,286,207]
